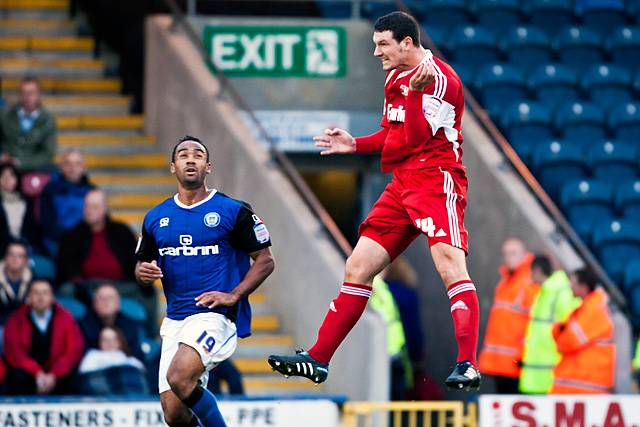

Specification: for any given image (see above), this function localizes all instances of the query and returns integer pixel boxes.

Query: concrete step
[0,19,76,36]
[235,358,276,375]
[45,96,131,115]
[81,152,165,168]
[0,57,103,78]
[59,134,155,146]
[90,174,174,194]
[107,193,167,210]
[235,333,294,358]
[0,0,69,8]
[0,36,94,53]
[3,77,121,93]
[242,376,326,396]
[55,114,143,130]
[110,209,144,231]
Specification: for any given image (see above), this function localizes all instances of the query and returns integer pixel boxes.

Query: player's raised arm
[313,127,356,155]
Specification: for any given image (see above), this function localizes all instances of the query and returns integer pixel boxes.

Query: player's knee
[434,250,466,284]
[345,254,375,284]
[166,371,196,401]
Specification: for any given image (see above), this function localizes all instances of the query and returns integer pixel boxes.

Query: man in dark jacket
[40,149,94,256]
[4,279,84,395]
[0,77,57,172]
[0,241,32,329]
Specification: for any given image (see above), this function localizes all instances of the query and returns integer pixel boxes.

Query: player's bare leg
[431,243,481,391]
[160,391,200,427]
[166,344,226,427]
[268,237,390,383]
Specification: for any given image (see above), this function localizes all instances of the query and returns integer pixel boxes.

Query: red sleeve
[405,90,433,149]
[50,311,85,379]
[355,127,389,154]
[4,311,42,376]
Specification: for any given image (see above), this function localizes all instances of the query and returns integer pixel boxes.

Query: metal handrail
[162,0,353,258]
[393,1,627,308]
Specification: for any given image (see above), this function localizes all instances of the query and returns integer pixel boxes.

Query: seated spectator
[79,283,144,361]
[56,189,137,286]
[78,326,147,395]
[207,359,244,396]
[0,77,56,172]
[551,268,615,394]
[0,163,40,254]
[40,149,94,256]
[4,279,84,395]
[0,241,32,333]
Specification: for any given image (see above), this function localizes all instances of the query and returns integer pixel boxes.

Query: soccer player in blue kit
[135,136,275,427]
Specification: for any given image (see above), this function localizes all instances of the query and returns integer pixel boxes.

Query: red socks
[447,279,479,366]
[308,282,372,364]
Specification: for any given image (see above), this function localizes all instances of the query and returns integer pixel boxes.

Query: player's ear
[206,162,212,174]
[170,162,176,174]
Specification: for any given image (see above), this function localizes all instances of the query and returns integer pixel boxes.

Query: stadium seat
[581,64,633,109]
[560,179,614,243]
[451,62,475,89]
[615,179,640,219]
[57,296,87,320]
[532,141,588,201]
[447,25,500,65]
[473,0,522,35]
[140,337,161,365]
[120,297,147,323]
[361,2,396,20]
[475,63,528,116]
[608,101,640,142]
[501,101,555,143]
[30,254,56,281]
[421,0,469,30]
[528,63,579,109]
[624,259,640,292]
[424,27,447,48]
[592,219,640,284]
[579,0,628,37]
[608,27,640,71]
[554,26,604,72]
[525,0,575,36]
[587,141,637,184]
[555,101,607,143]
[316,1,351,18]
[502,26,552,71]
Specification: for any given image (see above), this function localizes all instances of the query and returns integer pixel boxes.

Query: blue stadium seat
[608,101,640,142]
[510,138,552,166]
[532,140,588,201]
[425,27,447,48]
[608,27,640,71]
[502,26,552,70]
[581,64,633,109]
[451,62,475,89]
[448,25,500,65]
[57,296,87,320]
[555,101,607,143]
[140,337,161,365]
[120,297,148,323]
[30,254,55,281]
[501,101,555,142]
[587,141,637,184]
[625,259,640,292]
[475,63,528,116]
[316,1,351,18]
[554,26,604,72]
[560,179,614,243]
[579,0,627,38]
[361,2,397,20]
[615,179,640,219]
[528,63,579,109]
[473,0,522,35]
[592,219,640,284]
[421,0,469,30]
[525,0,575,36]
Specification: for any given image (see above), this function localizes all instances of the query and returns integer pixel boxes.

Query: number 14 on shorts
[196,330,216,353]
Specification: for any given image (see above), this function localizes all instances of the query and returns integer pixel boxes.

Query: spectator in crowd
[519,255,579,394]
[78,326,147,395]
[479,238,540,394]
[552,268,615,394]
[207,360,245,396]
[4,279,84,395]
[56,189,137,288]
[0,241,32,331]
[0,77,56,172]
[0,163,40,254]
[79,283,144,361]
[40,149,94,256]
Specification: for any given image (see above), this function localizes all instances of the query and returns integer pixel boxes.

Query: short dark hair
[171,135,210,162]
[3,238,28,258]
[574,267,599,292]
[20,76,41,90]
[27,278,52,295]
[532,254,552,277]
[374,11,421,46]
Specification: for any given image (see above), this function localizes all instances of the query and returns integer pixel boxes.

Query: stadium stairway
[0,0,321,396]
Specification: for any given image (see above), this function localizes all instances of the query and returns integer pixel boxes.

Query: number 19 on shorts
[196,330,216,353]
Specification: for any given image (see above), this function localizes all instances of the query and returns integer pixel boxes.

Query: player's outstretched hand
[136,260,163,284]
[313,127,356,155]
[409,63,436,92]
[195,291,239,309]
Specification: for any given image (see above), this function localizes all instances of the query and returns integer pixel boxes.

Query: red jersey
[356,50,465,173]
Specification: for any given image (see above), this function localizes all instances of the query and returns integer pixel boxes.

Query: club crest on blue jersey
[204,212,221,228]
[160,217,170,227]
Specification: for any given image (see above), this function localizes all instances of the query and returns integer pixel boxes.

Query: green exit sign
[203,26,347,78]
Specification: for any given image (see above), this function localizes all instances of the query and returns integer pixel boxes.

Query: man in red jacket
[4,279,84,394]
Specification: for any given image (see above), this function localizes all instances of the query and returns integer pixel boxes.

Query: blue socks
[182,385,227,427]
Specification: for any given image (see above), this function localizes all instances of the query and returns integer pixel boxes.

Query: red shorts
[359,167,469,260]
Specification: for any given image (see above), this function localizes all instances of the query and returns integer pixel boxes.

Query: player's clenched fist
[136,260,163,285]
[409,63,436,92]
[313,127,356,155]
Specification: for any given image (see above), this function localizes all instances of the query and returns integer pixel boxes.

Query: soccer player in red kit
[268,11,481,390]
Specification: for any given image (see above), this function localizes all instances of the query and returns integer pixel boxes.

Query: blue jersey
[135,190,271,337]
